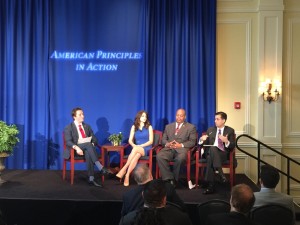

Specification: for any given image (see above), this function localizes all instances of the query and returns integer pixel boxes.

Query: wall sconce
[261,80,280,103]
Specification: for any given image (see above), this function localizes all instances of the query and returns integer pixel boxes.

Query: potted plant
[0,120,19,183]
[108,132,123,146]
[0,120,20,156]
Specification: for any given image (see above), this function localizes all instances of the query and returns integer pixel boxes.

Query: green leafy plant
[0,121,20,154]
[108,132,123,145]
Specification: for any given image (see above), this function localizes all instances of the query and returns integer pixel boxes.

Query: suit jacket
[162,122,197,149]
[206,211,257,225]
[119,205,192,225]
[203,125,235,153]
[253,188,295,222]
[63,122,98,159]
[121,181,186,216]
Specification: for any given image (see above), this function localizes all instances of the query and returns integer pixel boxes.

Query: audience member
[64,107,112,187]
[199,111,235,194]
[157,108,197,187]
[116,110,153,186]
[206,184,257,225]
[253,164,295,223]
[119,179,192,225]
[121,164,186,216]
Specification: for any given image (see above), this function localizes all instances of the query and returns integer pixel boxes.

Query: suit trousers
[205,146,228,183]
[78,142,99,177]
[157,147,188,181]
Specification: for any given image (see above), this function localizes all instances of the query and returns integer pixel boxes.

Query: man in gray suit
[157,108,197,187]
[64,107,111,187]
[253,164,295,223]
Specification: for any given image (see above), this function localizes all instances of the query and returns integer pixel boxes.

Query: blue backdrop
[0,0,216,169]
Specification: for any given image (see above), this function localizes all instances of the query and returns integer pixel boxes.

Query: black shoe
[199,181,209,189]
[88,179,103,187]
[165,179,177,188]
[202,187,215,194]
[221,176,227,183]
[100,167,113,175]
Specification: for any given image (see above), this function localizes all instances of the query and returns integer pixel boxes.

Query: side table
[101,143,129,169]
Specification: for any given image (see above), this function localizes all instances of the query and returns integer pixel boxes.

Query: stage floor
[0,170,259,225]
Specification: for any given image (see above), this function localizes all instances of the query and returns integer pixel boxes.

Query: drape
[0,0,216,169]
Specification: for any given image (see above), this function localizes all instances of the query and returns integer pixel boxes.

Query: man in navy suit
[64,107,111,187]
[199,111,235,194]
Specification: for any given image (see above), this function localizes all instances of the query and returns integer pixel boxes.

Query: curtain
[0,0,216,169]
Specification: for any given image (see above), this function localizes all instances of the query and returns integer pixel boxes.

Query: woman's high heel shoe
[124,175,129,187]
[116,169,126,179]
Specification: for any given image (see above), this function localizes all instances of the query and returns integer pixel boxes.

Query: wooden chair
[195,139,237,188]
[155,133,198,184]
[62,133,104,185]
[120,130,163,175]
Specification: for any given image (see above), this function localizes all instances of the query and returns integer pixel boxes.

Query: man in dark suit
[119,179,192,225]
[121,164,186,216]
[157,108,197,187]
[199,111,235,194]
[64,107,111,187]
[205,184,257,225]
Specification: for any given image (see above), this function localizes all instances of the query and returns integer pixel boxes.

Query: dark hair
[71,107,83,118]
[134,110,151,131]
[215,111,227,121]
[133,164,151,184]
[143,179,166,207]
[260,164,280,188]
[231,184,255,214]
[134,179,166,225]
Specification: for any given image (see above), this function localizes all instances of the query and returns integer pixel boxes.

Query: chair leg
[62,161,66,180]
[71,162,74,185]
[195,166,199,186]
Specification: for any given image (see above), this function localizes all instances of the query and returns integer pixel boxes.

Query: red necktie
[79,125,86,138]
[218,129,224,151]
[175,124,180,135]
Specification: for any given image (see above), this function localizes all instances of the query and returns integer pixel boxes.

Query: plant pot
[0,152,9,184]
[112,141,119,146]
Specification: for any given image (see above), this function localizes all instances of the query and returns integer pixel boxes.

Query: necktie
[218,129,224,151]
[79,125,86,138]
[175,124,180,135]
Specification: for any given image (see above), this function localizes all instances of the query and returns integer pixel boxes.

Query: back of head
[134,179,167,225]
[260,164,280,188]
[143,179,167,208]
[231,184,255,214]
[133,164,152,185]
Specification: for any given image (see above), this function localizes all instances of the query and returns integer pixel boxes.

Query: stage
[0,170,259,225]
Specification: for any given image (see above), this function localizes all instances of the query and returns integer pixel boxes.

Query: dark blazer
[119,205,192,225]
[63,122,98,159]
[162,122,197,149]
[203,125,235,153]
[121,181,186,216]
[206,212,258,225]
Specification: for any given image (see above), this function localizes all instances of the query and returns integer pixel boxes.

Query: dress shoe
[116,169,126,179]
[167,179,177,188]
[88,179,103,187]
[123,175,129,187]
[202,187,215,194]
[221,175,227,183]
[100,167,113,175]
